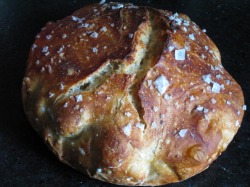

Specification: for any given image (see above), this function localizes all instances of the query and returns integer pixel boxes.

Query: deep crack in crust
[22,2,245,186]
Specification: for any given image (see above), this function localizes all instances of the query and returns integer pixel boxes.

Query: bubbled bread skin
[22,2,245,186]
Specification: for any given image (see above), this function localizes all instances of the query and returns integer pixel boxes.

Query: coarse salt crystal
[237,111,240,116]
[202,29,207,33]
[122,123,132,136]
[46,35,52,40]
[153,75,170,94]
[174,18,182,25]
[179,129,188,138]
[211,98,217,104]
[164,94,171,100]
[196,105,204,111]
[201,54,205,59]
[226,101,231,106]
[75,95,83,102]
[79,148,85,155]
[209,50,214,54]
[112,4,124,10]
[90,32,98,38]
[182,27,187,32]
[153,106,159,112]
[190,95,195,101]
[226,80,231,85]
[183,20,190,26]
[100,26,107,32]
[42,46,48,53]
[205,46,209,50]
[92,47,98,53]
[124,111,131,117]
[49,92,55,98]
[97,168,102,173]
[175,49,186,60]
[189,34,195,40]
[57,46,64,54]
[212,82,221,93]
[216,74,222,79]
[204,108,209,113]
[35,60,40,65]
[151,121,157,128]
[168,46,174,52]
[243,105,247,111]
[202,74,212,84]
[135,123,145,131]
[129,33,134,38]
[235,120,240,127]
[99,0,106,4]
[62,34,67,39]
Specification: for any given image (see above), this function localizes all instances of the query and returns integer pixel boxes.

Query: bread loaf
[22,2,245,186]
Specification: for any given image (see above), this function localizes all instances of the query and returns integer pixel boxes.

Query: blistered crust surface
[22,2,245,186]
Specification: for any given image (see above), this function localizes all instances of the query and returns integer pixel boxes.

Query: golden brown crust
[22,2,245,186]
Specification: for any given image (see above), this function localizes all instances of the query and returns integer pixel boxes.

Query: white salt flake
[90,32,98,38]
[153,75,170,94]
[175,49,186,60]
[226,80,231,85]
[75,95,83,102]
[202,74,212,84]
[79,148,85,155]
[164,94,172,100]
[201,54,206,59]
[196,105,204,111]
[183,20,190,26]
[182,27,187,32]
[220,84,225,90]
[49,92,55,98]
[216,74,222,79]
[174,18,182,25]
[205,46,209,50]
[129,33,134,38]
[237,111,240,116]
[190,95,195,101]
[99,0,106,4]
[211,98,217,104]
[57,46,64,54]
[92,47,98,53]
[189,34,195,40]
[122,123,132,136]
[124,111,131,117]
[202,29,207,33]
[153,106,159,112]
[62,34,67,39]
[179,129,188,138]
[46,35,52,40]
[209,50,214,54]
[135,123,145,131]
[168,46,175,52]
[100,26,107,32]
[35,60,40,65]
[204,108,209,113]
[151,121,157,128]
[243,105,247,111]
[235,120,240,127]
[226,101,231,106]
[97,168,102,173]
[42,46,48,53]
[112,4,124,10]
[212,82,221,93]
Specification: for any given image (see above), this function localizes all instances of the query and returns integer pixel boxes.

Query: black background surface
[0,0,249,186]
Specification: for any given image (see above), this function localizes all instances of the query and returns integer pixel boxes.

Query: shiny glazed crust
[22,2,245,186]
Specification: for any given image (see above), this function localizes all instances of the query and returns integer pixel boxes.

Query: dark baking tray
[0,0,249,186]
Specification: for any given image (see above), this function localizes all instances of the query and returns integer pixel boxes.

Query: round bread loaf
[22,2,245,186]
